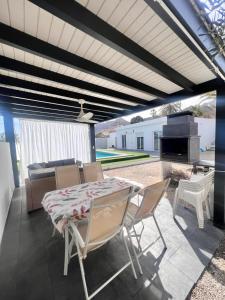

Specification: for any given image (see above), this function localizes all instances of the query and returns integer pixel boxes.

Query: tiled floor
[0,185,223,300]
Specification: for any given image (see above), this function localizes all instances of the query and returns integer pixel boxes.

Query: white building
[107,132,116,148]
[109,117,215,152]
[95,137,108,149]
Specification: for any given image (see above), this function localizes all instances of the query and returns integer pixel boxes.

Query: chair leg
[153,215,167,249]
[173,188,179,218]
[195,201,204,229]
[64,227,69,276]
[205,197,211,220]
[76,240,89,300]
[132,225,142,252]
[126,228,143,275]
[121,230,137,280]
[52,226,56,237]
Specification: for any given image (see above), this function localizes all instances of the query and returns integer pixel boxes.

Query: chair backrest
[83,187,132,256]
[76,160,82,167]
[202,170,214,198]
[135,178,170,220]
[179,170,214,194]
[55,165,81,189]
[83,162,104,183]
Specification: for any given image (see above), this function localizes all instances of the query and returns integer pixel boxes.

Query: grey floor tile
[158,261,194,300]
[0,187,224,300]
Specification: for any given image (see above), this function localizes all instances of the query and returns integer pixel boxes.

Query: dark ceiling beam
[11,112,82,123]
[145,0,218,77]
[160,0,225,78]
[0,102,106,123]
[12,107,80,119]
[0,22,167,98]
[0,75,135,110]
[0,95,108,120]
[0,56,151,106]
[30,0,193,91]
[11,108,104,123]
[3,105,105,122]
[0,86,121,117]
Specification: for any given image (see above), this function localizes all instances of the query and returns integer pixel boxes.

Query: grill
[160,111,200,163]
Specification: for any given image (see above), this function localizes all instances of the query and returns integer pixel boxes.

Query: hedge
[99,154,149,164]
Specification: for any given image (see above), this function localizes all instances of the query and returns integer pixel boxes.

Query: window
[0,115,5,142]
[122,134,126,149]
[137,136,144,150]
[154,131,162,151]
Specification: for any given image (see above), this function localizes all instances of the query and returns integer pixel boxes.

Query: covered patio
[0,1,225,299]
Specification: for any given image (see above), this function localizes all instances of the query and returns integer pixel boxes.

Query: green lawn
[102,156,154,169]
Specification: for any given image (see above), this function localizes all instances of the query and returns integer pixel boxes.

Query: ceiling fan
[75,99,98,123]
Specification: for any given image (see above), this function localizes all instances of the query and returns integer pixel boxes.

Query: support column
[89,124,96,162]
[214,87,225,228]
[2,108,19,187]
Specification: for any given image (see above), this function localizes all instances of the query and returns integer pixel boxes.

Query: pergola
[0,0,225,227]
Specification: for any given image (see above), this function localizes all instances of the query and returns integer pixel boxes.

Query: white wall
[95,137,108,149]
[115,117,215,152]
[116,117,167,151]
[196,117,215,150]
[107,132,116,148]
[0,142,15,244]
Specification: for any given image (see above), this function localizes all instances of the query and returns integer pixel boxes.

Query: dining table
[42,177,140,233]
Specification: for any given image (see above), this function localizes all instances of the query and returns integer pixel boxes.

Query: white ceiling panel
[77,0,216,84]
[0,0,217,107]
[0,81,124,111]
[0,0,10,25]
[0,43,156,100]
[0,0,183,94]
[0,62,151,106]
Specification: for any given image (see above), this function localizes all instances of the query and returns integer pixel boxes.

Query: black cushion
[63,158,75,166]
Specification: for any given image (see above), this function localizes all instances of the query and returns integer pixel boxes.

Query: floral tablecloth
[42,177,140,233]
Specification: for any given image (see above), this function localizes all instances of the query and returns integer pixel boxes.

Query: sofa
[26,158,76,212]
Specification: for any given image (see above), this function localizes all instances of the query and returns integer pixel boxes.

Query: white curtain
[19,119,91,181]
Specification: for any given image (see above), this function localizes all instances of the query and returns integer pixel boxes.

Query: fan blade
[81,112,93,120]
[75,118,98,124]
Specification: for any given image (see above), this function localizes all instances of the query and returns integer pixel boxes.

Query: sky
[123,94,215,121]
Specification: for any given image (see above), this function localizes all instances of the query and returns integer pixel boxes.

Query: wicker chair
[83,162,104,183]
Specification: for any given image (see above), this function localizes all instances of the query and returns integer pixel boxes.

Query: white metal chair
[83,162,104,183]
[125,179,170,274]
[64,187,138,300]
[173,170,214,228]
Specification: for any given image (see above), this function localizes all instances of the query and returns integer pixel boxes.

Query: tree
[159,101,182,116]
[151,108,157,118]
[130,115,144,124]
[191,91,216,118]
[191,105,204,117]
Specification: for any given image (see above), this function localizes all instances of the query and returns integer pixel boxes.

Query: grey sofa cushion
[29,169,55,180]
[46,160,64,168]
[63,158,75,166]
[28,162,46,170]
